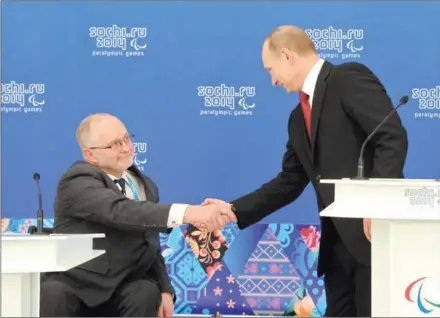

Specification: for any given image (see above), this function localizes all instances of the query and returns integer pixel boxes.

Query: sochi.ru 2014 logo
[133,142,147,171]
[405,277,440,313]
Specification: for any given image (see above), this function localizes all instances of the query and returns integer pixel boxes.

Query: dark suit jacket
[43,161,174,307]
[231,61,408,275]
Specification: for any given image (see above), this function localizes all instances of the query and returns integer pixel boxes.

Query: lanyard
[126,175,140,201]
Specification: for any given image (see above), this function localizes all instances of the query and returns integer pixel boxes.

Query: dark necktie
[300,91,312,139]
[114,178,126,195]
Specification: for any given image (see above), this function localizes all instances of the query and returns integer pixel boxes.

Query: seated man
[40,113,235,317]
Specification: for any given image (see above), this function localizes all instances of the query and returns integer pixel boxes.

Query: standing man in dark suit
[202,25,408,317]
[40,113,236,317]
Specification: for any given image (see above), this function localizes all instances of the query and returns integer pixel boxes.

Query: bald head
[76,113,118,148]
[265,25,316,56]
[261,25,320,93]
[76,113,134,175]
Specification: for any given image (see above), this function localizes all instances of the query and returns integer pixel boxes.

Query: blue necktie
[114,178,126,195]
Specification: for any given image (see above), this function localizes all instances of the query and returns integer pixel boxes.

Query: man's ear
[82,148,97,164]
[280,48,290,61]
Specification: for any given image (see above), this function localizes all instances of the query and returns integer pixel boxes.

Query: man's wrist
[162,291,176,303]
[229,203,237,213]
[182,205,198,224]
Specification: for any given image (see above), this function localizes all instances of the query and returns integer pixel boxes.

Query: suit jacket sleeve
[57,168,172,232]
[147,247,175,301]
[339,64,408,177]
[144,183,175,301]
[231,113,310,229]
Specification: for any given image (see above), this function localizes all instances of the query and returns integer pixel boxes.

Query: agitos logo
[405,277,440,313]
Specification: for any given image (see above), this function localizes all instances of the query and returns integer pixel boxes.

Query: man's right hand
[183,204,236,232]
[199,198,238,230]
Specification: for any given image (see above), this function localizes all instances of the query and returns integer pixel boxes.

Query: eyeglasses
[89,133,135,151]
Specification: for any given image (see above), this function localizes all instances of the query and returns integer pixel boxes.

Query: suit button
[316,175,321,182]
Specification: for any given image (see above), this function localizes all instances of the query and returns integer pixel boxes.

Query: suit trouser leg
[107,278,162,317]
[323,240,357,317]
[40,280,83,317]
[354,262,371,317]
[323,239,372,317]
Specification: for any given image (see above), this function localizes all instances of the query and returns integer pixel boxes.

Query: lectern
[320,178,440,317]
[1,233,105,317]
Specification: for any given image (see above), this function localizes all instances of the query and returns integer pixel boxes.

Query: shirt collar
[107,171,128,181]
[302,58,325,97]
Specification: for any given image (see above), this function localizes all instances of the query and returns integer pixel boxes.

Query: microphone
[31,172,48,235]
[352,95,409,180]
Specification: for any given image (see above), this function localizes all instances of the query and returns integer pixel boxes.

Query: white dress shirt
[301,58,325,109]
[107,171,186,228]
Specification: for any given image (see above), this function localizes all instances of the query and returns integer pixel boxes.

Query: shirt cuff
[167,204,188,228]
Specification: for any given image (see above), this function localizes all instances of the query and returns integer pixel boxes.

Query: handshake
[183,198,237,232]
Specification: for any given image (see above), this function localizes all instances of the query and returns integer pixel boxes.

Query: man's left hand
[363,218,371,242]
[158,292,174,317]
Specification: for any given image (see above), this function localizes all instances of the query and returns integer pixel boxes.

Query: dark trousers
[323,240,371,317]
[40,278,162,317]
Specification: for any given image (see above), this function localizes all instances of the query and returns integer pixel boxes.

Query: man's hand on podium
[363,218,371,242]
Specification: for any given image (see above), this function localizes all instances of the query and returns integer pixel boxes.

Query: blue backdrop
[1,1,439,316]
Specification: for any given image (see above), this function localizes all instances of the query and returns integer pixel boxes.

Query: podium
[320,178,440,317]
[1,233,105,317]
